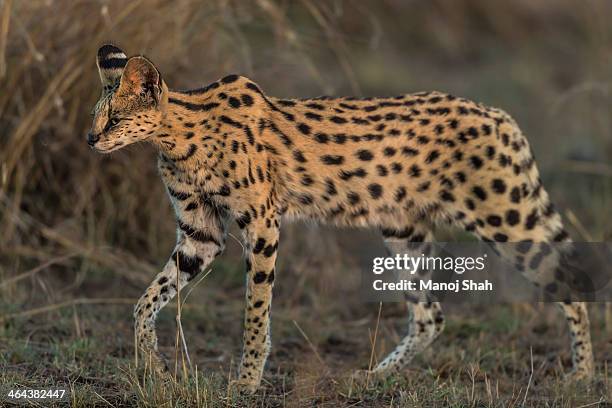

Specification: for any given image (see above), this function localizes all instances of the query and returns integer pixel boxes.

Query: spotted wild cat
[87,44,594,393]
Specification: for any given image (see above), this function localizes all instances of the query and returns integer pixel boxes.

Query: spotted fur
[88,45,594,392]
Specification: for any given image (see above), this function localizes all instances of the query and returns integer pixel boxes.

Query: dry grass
[1,0,611,406]
[1,298,611,406]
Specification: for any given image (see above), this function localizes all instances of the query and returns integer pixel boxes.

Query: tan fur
[88,45,594,393]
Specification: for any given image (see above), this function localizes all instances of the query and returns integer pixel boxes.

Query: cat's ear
[116,56,163,104]
[96,44,127,91]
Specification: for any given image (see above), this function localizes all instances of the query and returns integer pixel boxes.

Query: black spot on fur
[228,97,241,108]
[293,150,307,163]
[219,115,243,128]
[472,186,487,201]
[347,192,360,205]
[417,181,430,192]
[221,74,239,83]
[493,233,508,242]
[241,94,254,106]
[510,187,521,203]
[525,210,539,230]
[297,123,311,135]
[469,155,484,169]
[301,175,314,186]
[173,251,203,277]
[315,133,329,143]
[330,116,348,124]
[368,183,383,199]
[305,102,324,110]
[321,155,344,165]
[409,164,421,177]
[325,179,337,195]
[305,112,322,121]
[299,194,313,205]
[454,172,466,183]
[492,179,507,194]
[487,215,502,226]
[253,271,267,284]
[402,147,419,157]
[253,238,266,254]
[392,186,406,202]
[263,242,278,257]
[167,187,190,201]
[506,210,520,226]
[425,150,440,163]
[383,147,396,157]
[356,149,374,161]
[440,190,455,202]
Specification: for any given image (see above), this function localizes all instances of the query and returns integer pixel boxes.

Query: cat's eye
[104,117,121,131]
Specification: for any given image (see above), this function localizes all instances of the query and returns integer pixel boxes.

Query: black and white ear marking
[96,44,127,89]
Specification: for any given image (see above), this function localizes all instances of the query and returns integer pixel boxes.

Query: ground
[1,233,611,407]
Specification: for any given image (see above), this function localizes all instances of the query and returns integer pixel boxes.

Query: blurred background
[0,0,610,406]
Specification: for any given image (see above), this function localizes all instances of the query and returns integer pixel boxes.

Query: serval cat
[87,44,594,393]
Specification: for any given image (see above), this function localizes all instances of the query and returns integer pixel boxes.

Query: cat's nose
[87,132,100,146]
